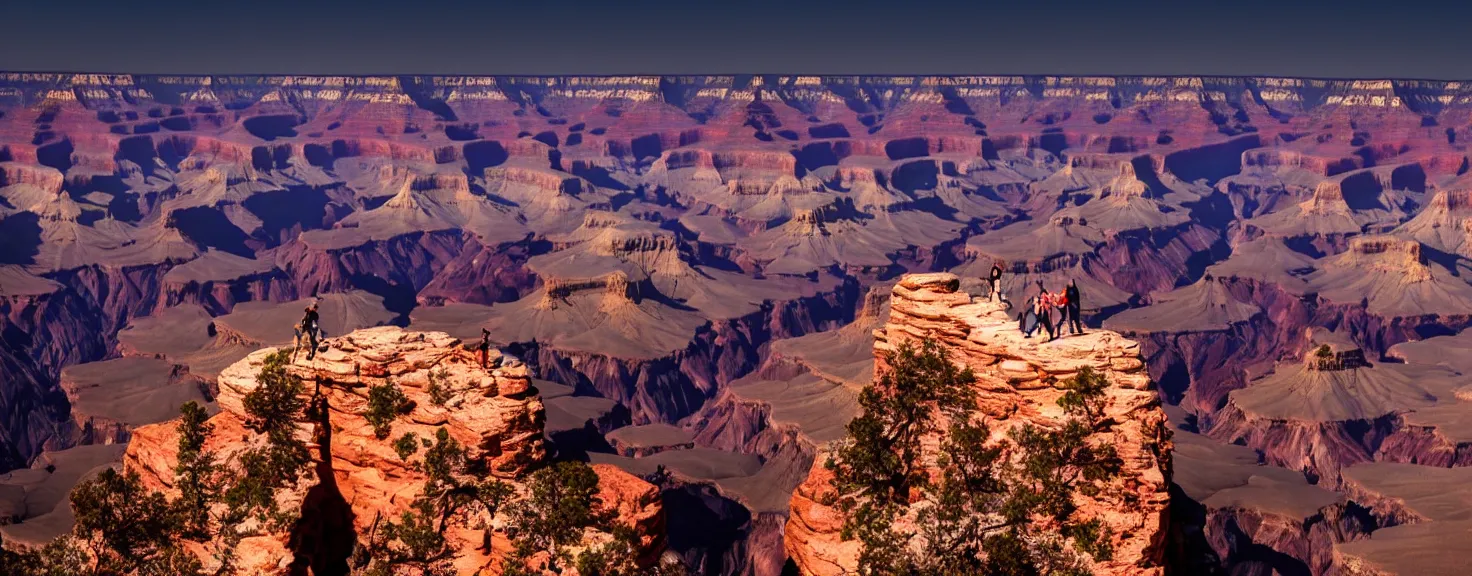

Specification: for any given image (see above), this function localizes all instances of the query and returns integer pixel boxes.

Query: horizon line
[3,69,1471,83]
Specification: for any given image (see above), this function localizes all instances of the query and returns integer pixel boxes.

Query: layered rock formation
[121,327,666,574]
[7,72,1472,575]
[1166,405,1368,576]
[1336,463,1472,576]
[783,273,1172,576]
[1212,328,1471,486]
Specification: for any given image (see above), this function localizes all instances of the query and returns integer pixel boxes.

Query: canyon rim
[3,73,1472,575]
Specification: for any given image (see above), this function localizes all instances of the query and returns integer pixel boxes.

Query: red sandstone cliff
[122,326,666,575]
[783,273,1172,576]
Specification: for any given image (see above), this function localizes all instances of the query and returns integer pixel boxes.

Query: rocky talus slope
[783,273,1172,576]
[121,327,667,575]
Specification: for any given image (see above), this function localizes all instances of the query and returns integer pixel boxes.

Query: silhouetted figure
[1026,283,1057,341]
[479,328,492,369]
[1064,280,1083,335]
[1018,296,1038,336]
[988,264,1004,304]
[1041,289,1058,341]
[1024,285,1048,340]
[300,303,320,360]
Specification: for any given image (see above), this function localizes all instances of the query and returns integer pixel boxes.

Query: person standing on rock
[479,328,493,369]
[1025,282,1056,341]
[988,263,1005,304]
[300,302,321,360]
[1019,295,1038,337]
[1038,286,1058,341]
[1064,280,1083,335]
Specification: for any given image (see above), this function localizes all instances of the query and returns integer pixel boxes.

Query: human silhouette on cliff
[1063,280,1083,335]
[299,302,321,361]
[1025,281,1057,341]
[988,263,1004,304]
[479,328,492,368]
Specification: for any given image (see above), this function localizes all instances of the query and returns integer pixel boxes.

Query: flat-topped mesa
[408,171,471,194]
[1242,148,1350,177]
[1302,328,1371,372]
[1300,180,1356,215]
[784,272,1171,576]
[1429,188,1472,213]
[726,173,815,196]
[537,270,643,310]
[785,198,864,237]
[0,162,64,193]
[58,356,210,445]
[483,165,588,195]
[1345,236,1431,281]
[594,226,682,259]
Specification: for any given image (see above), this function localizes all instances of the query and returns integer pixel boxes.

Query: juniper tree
[1,534,90,576]
[574,524,690,576]
[393,432,420,462]
[824,339,1126,575]
[365,379,410,440]
[506,461,609,573]
[228,350,312,527]
[826,340,978,508]
[355,427,514,576]
[425,369,451,406]
[68,468,202,576]
[174,401,222,538]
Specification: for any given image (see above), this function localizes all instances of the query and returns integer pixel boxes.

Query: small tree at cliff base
[354,427,514,576]
[823,341,1125,575]
[504,460,610,573]
[69,468,203,576]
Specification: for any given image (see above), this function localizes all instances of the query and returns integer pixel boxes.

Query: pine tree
[227,350,312,527]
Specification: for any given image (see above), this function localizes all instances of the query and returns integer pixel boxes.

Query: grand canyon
[3,73,1472,575]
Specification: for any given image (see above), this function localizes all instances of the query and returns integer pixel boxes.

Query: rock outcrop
[783,273,1172,576]
[122,326,666,574]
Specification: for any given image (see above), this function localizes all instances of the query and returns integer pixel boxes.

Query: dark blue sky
[3,0,1470,78]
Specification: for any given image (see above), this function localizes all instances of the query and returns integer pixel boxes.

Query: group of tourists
[292,301,522,369]
[989,264,1084,342]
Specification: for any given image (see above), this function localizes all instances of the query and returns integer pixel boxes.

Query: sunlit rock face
[122,327,665,575]
[783,273,1172,576]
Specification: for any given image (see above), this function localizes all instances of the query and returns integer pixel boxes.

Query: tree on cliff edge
[824,342,1123,575]
[230,350,311,528]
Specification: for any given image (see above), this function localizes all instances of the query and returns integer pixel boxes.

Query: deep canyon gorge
[3,73,1472,575]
